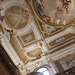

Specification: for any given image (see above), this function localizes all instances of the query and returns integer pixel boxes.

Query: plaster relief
[4,6,29,30]
[27,48,43,57]
[19,31,36,47]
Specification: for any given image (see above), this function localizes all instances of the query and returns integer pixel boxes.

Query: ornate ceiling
[28,0,75,37]
[0,0,75,75]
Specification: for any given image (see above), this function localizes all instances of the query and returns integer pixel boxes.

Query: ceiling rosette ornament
[28,0,75,37]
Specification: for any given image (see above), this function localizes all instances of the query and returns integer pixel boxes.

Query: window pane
[43,71,50,75]
[37,67,50,75]
[37,68,47,72]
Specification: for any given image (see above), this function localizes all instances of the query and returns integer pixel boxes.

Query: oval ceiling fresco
[33,0,75,25]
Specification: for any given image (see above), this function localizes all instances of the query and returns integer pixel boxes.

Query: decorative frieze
[49,33,75,46]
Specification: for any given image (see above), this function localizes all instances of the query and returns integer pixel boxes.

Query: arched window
[37,67,50,75]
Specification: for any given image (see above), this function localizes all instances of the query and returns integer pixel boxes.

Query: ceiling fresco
[28,0,75,37]
[33,0,75,25]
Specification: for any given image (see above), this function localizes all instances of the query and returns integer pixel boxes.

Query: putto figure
[55,0,72,18]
